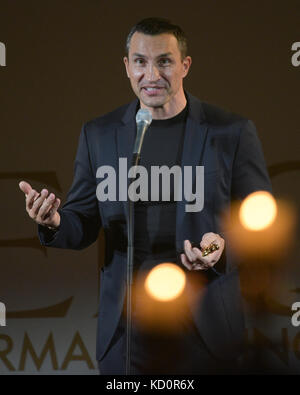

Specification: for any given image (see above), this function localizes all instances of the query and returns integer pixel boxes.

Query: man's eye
[135,58,145,65]
[158,58,171,66]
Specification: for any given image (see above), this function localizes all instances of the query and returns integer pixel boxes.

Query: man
[19,18,272,374]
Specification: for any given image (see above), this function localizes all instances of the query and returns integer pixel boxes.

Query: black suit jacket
[38,92,272,362]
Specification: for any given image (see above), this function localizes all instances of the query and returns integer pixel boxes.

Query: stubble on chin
[139,92,170,109]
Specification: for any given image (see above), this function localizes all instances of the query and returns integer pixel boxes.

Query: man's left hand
[180,232,225,271]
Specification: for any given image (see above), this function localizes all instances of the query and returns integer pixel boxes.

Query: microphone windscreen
[136,108,152,125]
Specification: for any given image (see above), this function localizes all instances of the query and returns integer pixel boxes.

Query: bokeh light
[239,191,277,231]
[145,263,186,302]
[222,194,296,262]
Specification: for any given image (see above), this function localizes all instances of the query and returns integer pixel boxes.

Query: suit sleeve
[38,123,102,250]
[212,120,272,276]
[231,119,272,199]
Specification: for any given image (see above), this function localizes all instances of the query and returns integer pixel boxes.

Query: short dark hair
[125,17,188,60]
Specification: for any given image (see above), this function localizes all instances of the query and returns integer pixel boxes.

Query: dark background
[0,0,299,374]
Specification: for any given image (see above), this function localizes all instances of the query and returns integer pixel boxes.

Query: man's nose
[145,64,160,82]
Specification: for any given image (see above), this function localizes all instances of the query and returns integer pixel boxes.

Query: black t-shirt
[134,105,187,259]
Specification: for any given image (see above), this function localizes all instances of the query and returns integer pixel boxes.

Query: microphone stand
[125,109,151,375]
[125,152,140,376]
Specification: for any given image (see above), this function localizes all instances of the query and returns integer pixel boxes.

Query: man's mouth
[141,86,165,96]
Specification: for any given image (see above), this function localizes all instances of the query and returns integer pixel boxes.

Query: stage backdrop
[0,0,299,374]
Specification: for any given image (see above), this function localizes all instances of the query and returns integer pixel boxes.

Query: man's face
[124,32,191,110]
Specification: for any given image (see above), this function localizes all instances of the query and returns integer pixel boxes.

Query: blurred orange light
[239,191,277,231]
[145,263,186,302]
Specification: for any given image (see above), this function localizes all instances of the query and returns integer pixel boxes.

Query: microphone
[133,108,152,158]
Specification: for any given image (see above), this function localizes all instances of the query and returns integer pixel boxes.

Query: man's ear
[123,56,130,78]
[182,56,192,78]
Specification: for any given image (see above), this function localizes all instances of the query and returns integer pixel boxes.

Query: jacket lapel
[116,98,139,221]
[175,93,209,251]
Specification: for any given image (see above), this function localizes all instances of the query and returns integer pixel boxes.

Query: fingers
[200,232,219,250]
[37,194,61,222]
[201,233,225,267]
[184,239,208,267]
[181,253,206,271]
[30,189,48,216]
[181,235,225,271]
[183,240,205,270]
[24,187,60,225]
[20,180,41,212]
[20,180,61,227]
[44,197,61,222]
[195,249,219,269]
[26,189,40,211]
[46,197,61,217]
[181,254,194,271]
[19,180,32,195]
[192,247,211,268]
[183,240,197,262]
